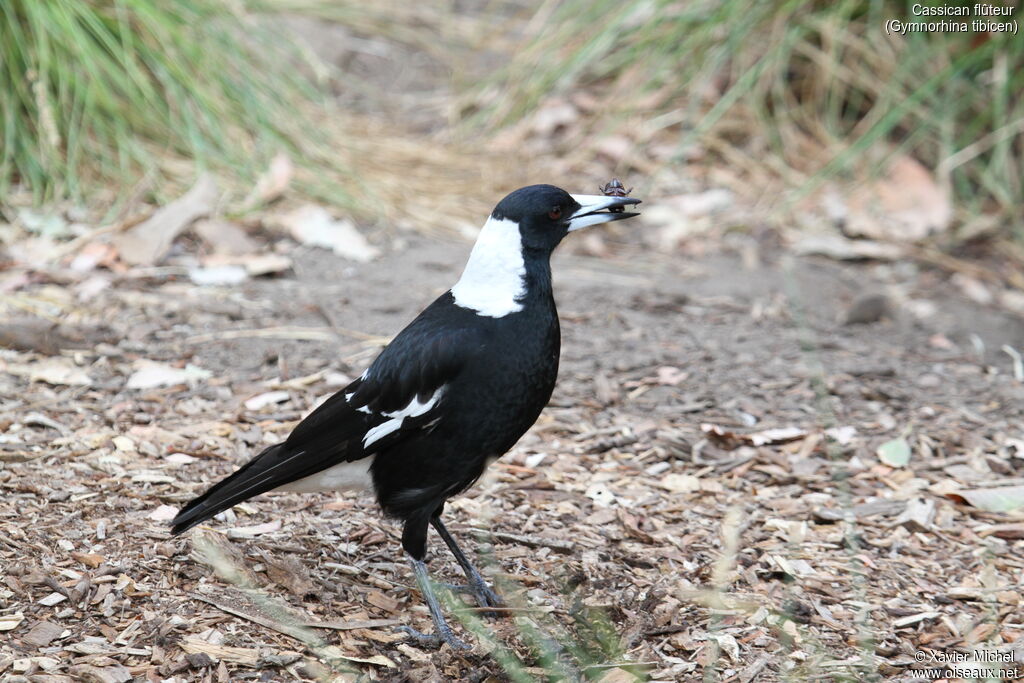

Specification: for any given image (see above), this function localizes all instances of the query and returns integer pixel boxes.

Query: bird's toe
[470,582,505,613]
[443,580,506,614]
[396,624,471,651]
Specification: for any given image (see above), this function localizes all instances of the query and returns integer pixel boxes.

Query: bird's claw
[397,624,471,651]
[468,580,505,614]
[442,579,505,614]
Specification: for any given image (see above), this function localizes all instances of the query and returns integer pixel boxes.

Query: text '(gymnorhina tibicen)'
[170,184,642,649]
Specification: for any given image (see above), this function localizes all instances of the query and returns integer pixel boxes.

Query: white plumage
[450,216,525,318]
[362,387,445,448]
[277,457,375,493]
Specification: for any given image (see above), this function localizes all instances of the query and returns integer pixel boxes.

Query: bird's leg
[431,517,504,612]
[397,555,471,651]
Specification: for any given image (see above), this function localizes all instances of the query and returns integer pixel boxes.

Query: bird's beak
[567,194,642,232]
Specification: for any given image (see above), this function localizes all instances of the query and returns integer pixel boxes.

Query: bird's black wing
[290,314,486,453]
[170,296,486,534]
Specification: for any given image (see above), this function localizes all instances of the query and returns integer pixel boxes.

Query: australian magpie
[170,184,642,649]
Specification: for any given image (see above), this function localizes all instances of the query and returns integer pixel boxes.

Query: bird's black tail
[170,442,291,535]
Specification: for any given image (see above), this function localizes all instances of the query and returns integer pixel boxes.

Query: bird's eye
[548,206,562,220]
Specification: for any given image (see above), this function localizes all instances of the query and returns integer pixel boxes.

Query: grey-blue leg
[397,556,471,650]
[431,517,504,611]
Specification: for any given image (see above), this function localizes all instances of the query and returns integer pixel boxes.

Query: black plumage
[170,184,641,648]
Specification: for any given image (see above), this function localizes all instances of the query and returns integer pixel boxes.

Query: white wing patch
[451,216,525,318]
[362,387,445,448]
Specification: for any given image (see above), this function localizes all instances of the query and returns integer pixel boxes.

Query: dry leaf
[180,638,259,666]
[747,427,807,446]
[126,360,212,389]
[275,205,379,262]
[660,473,700,494]
[244,390,290,411]
[68,663,132,683]
[0,613,25,631]
[530,100,578,137]
[17,208,71,238]
[4,357,93,386]
[148,505,179,522]
[114,173,218,265]
[0,318,68,354]
[877,437,911,467]
[72,552,106,568]
[193,219,260,256]
[188,265,248,286]
[240,253,292,276]
[319,645,396,668]
[656,366,688,386]
[262,552,317,598]
[843,156,952,242]
[946,485,1024,513]
[21,621,64,648]
[791,234,903,261]
[701,423,807,448]
[227,520,282,539]
[977,523,1024,539]
[244,152,293,208]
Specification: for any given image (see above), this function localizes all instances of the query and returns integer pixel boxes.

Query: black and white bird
[170,184,642,648]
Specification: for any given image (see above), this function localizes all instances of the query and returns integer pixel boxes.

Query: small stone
[843,293,889,325]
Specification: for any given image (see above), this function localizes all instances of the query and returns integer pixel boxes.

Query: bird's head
[452,184,642,316]
[492,184,641,253]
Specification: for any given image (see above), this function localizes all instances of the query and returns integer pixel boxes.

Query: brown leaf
[21,620,65,648]
[701,423,807,448]
[261,552,317,599]
[0,317,69,354]
[367,590,401,613]
[617,509,655,543]
[4,357,93,386]
[843,155,952,242]
[272,204,379,262]
[113,174,218,265]
[193,219,259,256]
[965,622,997,643]
[977,523,1024,539]
[179,639,259,666]
[791,233,904,261]
[244,152,293,208]
[68,663,132,683]
[71,552,106,568]
[945,485,1024,512]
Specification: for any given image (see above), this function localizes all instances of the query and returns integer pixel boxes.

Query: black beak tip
[607,210,640,221]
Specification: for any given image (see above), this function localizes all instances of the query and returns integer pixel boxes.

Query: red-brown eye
[548,206,562,220]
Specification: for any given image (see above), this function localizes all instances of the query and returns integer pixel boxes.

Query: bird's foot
[442,577,505,616]
[397,624,471,651]
[466,578,506,614]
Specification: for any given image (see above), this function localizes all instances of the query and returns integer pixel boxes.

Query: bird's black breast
[449,302,561,454]
[371,292,560,519]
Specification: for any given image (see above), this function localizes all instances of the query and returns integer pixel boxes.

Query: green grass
[0,0,353,212]
[480,0,1023,236]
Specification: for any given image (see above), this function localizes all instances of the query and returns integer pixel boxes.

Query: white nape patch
[451,216,525,317]
[362,388,444,448]
[277,457,374,493]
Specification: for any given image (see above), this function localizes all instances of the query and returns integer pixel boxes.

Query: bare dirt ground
[3,224,1024,681]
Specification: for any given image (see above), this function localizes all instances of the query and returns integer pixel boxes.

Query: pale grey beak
[567,194,641,231]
